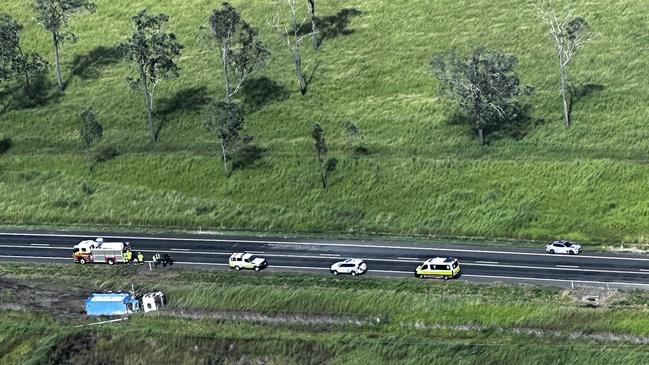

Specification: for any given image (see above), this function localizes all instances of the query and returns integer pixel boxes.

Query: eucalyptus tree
[125,10,182,143]
[33,0,96,93]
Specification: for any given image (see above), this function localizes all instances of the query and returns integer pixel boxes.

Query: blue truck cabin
[85,293,141,316]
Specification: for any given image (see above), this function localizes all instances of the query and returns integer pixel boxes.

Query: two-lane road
[1,231,649,289]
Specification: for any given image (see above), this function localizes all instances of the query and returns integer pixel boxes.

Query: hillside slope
[1,0,648,243]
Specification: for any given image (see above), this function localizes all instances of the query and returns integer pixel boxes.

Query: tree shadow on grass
[299,8,362,48]
[568,83,604,119]
[447,103,544,144]
[240,77,290,113]
[1,73,63,112]
[70,44,126,80]
[154,86,211,140]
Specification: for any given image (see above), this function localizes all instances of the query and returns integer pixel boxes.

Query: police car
[330,258,367,276]
[228,253,268,271]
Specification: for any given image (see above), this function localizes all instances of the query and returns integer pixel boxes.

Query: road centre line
[475,261,498,264]
[29,243,50,246]
[3,245,649,276]
[556,265,579,268]
[641,269,649,272]
[398,257,419,260]
[319,253,341,257]
[170,248,190,251]
[3,232,648,262]
[0,255,69,260]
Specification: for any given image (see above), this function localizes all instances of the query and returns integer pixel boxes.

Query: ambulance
[414,257,461,280]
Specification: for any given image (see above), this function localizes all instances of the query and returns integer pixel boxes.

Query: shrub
[0,137,12,154]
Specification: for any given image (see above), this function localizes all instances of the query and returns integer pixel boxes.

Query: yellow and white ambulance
[415,257,461,280]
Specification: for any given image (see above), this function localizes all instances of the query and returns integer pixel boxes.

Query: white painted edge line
[170,248,190,251]
[641,269,649,272]
[555,265,579,268]
[2,256,648,288]
[475,261,499,264]
[30,243,50,246]
[247,251,265,254]
[4,232,648,262]
[398,257,419,260]
[319,253,341,257]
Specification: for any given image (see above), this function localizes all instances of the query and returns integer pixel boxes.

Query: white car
[330,258,367,276]
[545,240,582,255]
[229,253,268,271]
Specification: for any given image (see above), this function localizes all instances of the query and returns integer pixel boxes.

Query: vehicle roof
[551,240,578,245]
[87,293,133,303]
[424,257,457,264]
[337,258,364,265]
[230,252,254,259]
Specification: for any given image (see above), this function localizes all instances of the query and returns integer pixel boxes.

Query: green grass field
[3,263,649,364]
[1,1,649,244]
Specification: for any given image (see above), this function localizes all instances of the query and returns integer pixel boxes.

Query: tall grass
[1,1,649,243]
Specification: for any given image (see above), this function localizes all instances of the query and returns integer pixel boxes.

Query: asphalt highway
[1,231,649,289]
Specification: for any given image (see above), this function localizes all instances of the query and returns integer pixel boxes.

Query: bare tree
[537,2,591,127]
[306,0,318,50]
[271,0,311,95]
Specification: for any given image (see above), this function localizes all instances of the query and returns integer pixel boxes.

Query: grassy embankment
[1,1,649,244]
[2,263,649,363]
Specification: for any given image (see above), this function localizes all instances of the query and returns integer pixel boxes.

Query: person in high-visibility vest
[137,252,144,265]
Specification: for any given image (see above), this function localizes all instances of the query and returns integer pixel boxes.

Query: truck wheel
[332,270,338,276]
[569,250,575,255]
[442,275,448,280]
[254,266,260,272]
[80,258,86,265]
[549,249,555,254]
[108,259,115,265]
[351,271,357,277]
[234,266,241,271]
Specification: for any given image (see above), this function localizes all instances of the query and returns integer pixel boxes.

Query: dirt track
[0,277,86,317]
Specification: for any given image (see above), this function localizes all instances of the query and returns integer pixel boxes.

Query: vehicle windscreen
[452,262,458,269]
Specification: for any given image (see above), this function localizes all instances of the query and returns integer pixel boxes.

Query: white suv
[229,253,268,271]
[330,258,367,276]
[545,240,582,255]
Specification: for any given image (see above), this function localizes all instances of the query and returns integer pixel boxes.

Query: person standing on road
[137,252,144,265]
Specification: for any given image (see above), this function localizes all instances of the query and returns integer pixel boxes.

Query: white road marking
[641,269,649,272]
[248,251,265,254]
[555,265,579,268]
[398,257,419,261]
[3,256,649,288]
[0,255,69,260]
[2,244,649,276]
[170,248,190,251]
[475,261,499,264]
[30,243,50,247]
[3,231,647,262]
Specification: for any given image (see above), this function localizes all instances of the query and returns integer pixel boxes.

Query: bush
[0,137,12,154]
[81,182,95,196]
[94,146,120,163]
[232,143,265,170]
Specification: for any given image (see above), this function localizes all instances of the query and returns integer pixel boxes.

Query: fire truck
[72,238,132,265]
